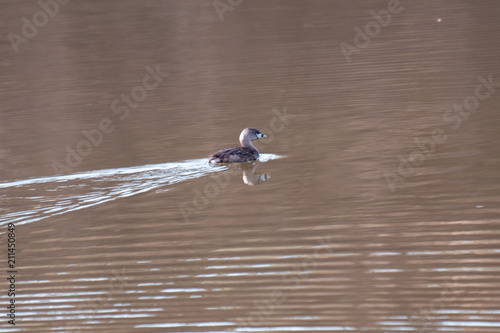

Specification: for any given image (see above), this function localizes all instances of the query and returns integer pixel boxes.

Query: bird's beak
[258,133,267,138]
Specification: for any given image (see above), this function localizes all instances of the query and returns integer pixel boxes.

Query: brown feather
[209,147,258,163]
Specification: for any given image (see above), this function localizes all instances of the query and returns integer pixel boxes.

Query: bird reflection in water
[215,161,270,186]
[241,161,270,186]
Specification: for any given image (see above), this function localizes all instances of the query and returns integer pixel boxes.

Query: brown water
[1,0,500,332]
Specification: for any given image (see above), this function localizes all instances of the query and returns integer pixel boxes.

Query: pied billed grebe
[209,128,267,163]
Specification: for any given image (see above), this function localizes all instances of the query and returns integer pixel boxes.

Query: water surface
[1,0,500,332]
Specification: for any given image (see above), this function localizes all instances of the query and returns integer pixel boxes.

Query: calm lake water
[1,0,500,332]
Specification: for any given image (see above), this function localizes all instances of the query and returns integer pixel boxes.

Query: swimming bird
[209,128,267,163]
